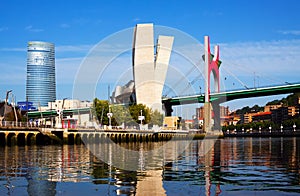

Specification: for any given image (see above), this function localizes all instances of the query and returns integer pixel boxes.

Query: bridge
[161,36,300,132]
[27,107,92,119]
[162,82,300,108]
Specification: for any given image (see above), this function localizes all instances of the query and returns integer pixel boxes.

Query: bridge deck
[163,83,300,105]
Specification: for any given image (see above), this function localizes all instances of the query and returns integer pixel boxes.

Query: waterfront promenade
[2,121,300,146]
[0,121,214,146]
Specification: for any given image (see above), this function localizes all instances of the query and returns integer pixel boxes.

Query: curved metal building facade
[26,41,56,107]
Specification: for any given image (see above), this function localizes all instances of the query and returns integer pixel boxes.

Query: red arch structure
[204,36,222,132]
[204,36,221,101]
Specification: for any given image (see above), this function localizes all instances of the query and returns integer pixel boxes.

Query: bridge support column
[63,132,69,144]
[212,102,221,131]
[5,132,8,146]
[163,101,173,116]
[204,103,212,132]
[25,133,29,146]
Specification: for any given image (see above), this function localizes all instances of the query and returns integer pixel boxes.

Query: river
[0,137,299,195]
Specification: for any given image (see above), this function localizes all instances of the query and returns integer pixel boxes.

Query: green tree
[93,99,109,125]
[129,104,150,124]
[111,104,135,126]
[149,110,164,126]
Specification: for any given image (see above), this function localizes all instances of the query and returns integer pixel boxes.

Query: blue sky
[1,0,300,115]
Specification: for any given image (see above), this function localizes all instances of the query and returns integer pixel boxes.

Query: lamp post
[293,123,296,132]
[5,90,12,104]
[280,124,283,133]
[107,105,113,129]
[140,110,143,126]
[269,126,272,133]
[3,90,12,125]
[138,110,145,130]
[11,93,18,126]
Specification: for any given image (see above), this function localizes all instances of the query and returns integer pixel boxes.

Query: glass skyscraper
[26,41,56,107]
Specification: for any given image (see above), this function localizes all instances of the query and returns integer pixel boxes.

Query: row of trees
[93,98,164,127]
[222,117,300,132]
[223,93,300,132]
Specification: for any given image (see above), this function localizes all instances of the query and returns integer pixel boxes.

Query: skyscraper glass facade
[26,41,56,107]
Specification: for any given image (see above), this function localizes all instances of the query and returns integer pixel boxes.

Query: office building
[26,41,56,107]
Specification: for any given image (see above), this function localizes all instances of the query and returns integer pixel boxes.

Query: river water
[0,137,299,195]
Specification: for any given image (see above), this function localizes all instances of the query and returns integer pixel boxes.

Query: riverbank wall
[0,127,223,146]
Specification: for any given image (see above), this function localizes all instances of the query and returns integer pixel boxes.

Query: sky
[1,0,300,116]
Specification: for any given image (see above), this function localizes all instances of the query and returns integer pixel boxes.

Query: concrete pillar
[163,101,173,116]
[4,133,8,146]
[204,103,212,132]
[212,102,221,131]
[25,133,28,146]
[63,132,69,144]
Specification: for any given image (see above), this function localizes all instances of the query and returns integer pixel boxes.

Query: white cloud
[25,25,44,32]
[219,40,300,76]
[278,30,300,36]
[213,39,300,92]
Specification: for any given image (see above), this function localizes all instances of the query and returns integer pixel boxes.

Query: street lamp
[138,110,145,130]
[259,126,261,133]
[140,110,143,125]
[107,105,113,129]
[280,124,283,133]
[269,126,272,133]
[293,123,296,132]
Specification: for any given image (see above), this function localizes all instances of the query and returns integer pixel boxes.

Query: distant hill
[266,93,300,106]
[234,104,264,115]
[232,93,300,115]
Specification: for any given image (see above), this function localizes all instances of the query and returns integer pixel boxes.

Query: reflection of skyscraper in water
[26,41,56,107]
[27,179,57,196]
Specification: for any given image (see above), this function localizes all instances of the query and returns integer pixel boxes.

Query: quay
[0,124,222,146]
[2,124,300,147]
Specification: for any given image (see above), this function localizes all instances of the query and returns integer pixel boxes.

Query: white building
[38,99,94,128]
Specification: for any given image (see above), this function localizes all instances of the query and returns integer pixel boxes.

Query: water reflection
[0,137,299,195]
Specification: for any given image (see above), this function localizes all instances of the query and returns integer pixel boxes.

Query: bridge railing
[0,121,33,128]
[0,120,119,130]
